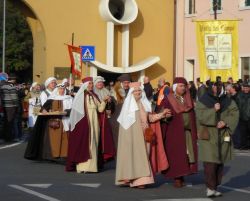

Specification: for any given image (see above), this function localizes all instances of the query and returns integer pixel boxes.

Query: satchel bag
[49,119,60,129]
[144,127,156,143]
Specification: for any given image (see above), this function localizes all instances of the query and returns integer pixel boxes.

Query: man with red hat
[160,77,198,187]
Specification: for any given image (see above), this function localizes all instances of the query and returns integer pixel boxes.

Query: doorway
[184,59,195,82]
[98,71,121,85]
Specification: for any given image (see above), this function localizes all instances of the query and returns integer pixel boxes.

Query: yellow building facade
[14,0,175,86]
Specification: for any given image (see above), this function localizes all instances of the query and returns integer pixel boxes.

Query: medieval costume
[110,74,132,149]
[196,82,239,197]
[93,76,116,161]
[28,82,42,128]
[115,82,168,188]
[24,83,73,160]
[160,77,198,187]
[66,77,107,173]
[117,74,131,97]
[40,77,57,106]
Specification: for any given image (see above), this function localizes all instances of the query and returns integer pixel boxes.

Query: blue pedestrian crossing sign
[81,46,95,61]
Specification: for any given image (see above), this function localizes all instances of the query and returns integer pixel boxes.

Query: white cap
[30,82,39,91]
[93,76,105,85]
[62,78,68,85]
[44,77,57,88]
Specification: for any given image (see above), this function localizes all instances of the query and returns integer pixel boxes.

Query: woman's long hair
[114,81,124,104]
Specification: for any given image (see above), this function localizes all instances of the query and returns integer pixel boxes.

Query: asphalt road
[0,142,250,201]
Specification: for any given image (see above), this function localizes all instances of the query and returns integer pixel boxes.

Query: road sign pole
[86,62,89,77]
[69,33,74,90]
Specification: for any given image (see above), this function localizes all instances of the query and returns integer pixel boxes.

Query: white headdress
[44,77,56,88]
[93,76,105,86]
[117,85,151,130]
[48,83,73,131]
[69,81,90,131]
[48,83,70,100]
[172,83,178,93]
[62,78,68,85]
[93,76,109,100]
[30,82,38,91]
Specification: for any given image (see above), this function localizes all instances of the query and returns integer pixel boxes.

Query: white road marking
[71,183,101,188]
[146,199,213,201]
[235,152,250,157]
[0,142,22,150]
[220,185,250,194]
[8,185,61,201]
[165,182,250,194]
[186,183,193,187]
[24,184,52,188]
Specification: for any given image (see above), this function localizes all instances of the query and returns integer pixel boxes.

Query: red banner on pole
[67,45,82,77]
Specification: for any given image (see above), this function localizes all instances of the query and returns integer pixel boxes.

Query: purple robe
[99,112,116,161]
[160,97,198,178]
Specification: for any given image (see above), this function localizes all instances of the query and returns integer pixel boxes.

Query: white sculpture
[89,0,160,75]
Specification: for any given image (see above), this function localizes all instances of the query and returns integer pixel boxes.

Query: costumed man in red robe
[160,77,198,187]
[66,77,113,173]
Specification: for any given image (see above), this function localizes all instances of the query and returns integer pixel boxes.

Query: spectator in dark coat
[227,83,241,149]
[0,74,20,142]
[143,76,154,101]
[188,81,197,102]
[196,78,206,101]
[236,82,250,150]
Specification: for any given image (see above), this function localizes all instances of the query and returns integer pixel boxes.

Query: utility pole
[2,0,6,73]
[213,0,218,20]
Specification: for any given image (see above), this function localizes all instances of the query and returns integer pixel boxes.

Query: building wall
[18,0,175,86]
[176,0,250,82]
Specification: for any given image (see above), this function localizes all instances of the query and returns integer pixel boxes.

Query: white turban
[93,76,105,86]
[44,77,57,88]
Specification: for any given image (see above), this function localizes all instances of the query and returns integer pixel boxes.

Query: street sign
[81,46,95,61]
